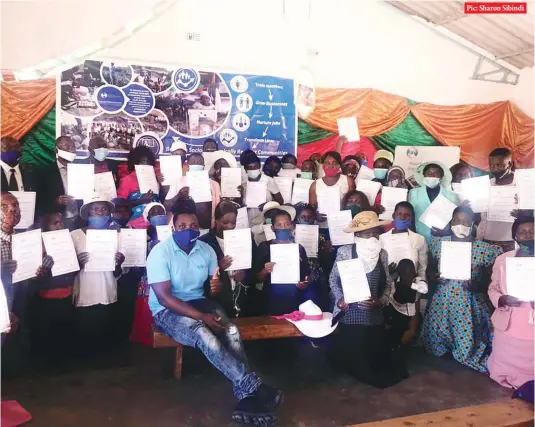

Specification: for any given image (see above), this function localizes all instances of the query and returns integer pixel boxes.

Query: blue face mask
[150,215,168,226]
[274,229,293,241]
[88,215,110,229]
[300,172,313,180]
[172,228,200,250]
[1,151,21,167]
[393,218,411,231]
[113,217,130,228]
[189,165,204,172]
[374,168,388,180]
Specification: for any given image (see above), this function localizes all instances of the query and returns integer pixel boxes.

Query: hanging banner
[57,60,297,161]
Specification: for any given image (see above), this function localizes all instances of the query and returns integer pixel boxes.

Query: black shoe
[253,384,284,411]
[232,396,277,426]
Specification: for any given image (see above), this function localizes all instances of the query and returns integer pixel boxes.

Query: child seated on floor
[383,259,423,350]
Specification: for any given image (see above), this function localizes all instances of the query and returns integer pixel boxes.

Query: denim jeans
[153,299,261,400]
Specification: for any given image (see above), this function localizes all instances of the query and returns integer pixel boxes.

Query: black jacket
[34,163,66,216]
[1,163,37,192]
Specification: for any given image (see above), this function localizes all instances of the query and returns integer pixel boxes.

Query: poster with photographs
[57,60,297,161]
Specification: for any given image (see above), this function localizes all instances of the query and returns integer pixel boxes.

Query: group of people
[1,133,533,425]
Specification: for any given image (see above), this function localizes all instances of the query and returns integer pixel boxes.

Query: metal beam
[496,47,535,60]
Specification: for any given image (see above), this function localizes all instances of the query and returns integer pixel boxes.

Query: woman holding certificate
[253,209,310,316]
[329,211,406,388]
[488,216,534,389]
[117,146,163,229]
[422,206,502,373]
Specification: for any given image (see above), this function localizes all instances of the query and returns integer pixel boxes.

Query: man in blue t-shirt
[146,200,282,426]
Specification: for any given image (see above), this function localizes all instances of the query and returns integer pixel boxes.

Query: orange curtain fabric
[411,101,534,170]
[1,78,56,139]
[303,88,410,136]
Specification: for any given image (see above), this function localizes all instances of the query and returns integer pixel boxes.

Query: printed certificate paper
[12,229,42,283]
[41,229,80,277]
[245,181,267,208]
[295,224,319,258]
[420,194,458,230]
[159,155,182,186]
[119,229,147,267]
[291,178,313,204]
[186,171,212,203]
[515,169,535,210]
[461,176,490,213]
[440,241,472,281]
[356,179,382,205]
[328,210,354,246]
[221,168,242,198]
[135,165,159,194]
[67,163,94,201]
[156,225,173,242]
[506,257,535,301]
[337,258,371,303]
[274,177,293,204]
[488,186,516,223]
[235,207,249,229]
[317,185,341,215]
[383,232,412,265]
[93,172,117,201]
[379,187,408,220]
[337,117,360,142]
[85,230,118,272]
[223,228,252,271]
[270,243,300,284]
[11,191,36,230]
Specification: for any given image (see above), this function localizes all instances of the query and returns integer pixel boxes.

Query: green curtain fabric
[298,118,334,145]
[20,106,56,166]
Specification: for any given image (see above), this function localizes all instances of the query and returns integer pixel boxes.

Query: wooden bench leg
[174,345,183,380]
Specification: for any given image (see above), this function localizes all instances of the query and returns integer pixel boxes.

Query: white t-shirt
[71,229,120,307]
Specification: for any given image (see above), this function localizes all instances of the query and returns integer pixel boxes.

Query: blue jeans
[153,299,261,400]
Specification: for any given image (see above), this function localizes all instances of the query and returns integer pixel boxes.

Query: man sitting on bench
[146,199,282,426]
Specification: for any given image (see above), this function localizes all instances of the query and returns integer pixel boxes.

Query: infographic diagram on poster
[57,60,296,160]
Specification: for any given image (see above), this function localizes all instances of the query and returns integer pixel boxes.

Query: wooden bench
[152,316,304,380]
[350,399,534,427]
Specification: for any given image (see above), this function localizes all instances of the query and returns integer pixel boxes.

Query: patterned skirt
[422,282,493,373]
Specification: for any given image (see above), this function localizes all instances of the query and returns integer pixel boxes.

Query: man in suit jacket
[35,136,81,229]
[0,136,36,192]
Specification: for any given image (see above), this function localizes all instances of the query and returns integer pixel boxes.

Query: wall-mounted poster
[57,60,297,161]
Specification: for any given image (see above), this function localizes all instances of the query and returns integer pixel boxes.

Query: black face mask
[393,282,417,304]
[492,165,511,180]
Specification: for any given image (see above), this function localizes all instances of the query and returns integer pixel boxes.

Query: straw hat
[252,202,296,226]
[414,161,452,187]
[80,197,115,221]
[344,211,391,233]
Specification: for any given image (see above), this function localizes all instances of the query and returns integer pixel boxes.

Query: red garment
[39,286,73,299]
[1,401,32,427]
[297,135,378,166]
[129,296,153,346]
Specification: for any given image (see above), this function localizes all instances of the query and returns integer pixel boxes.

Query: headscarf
[386,166,409,189]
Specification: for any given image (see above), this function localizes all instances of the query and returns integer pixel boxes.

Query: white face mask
[389,179,399,188]
[57,149,76,163]
[355,236,382,272]
[423,177,440,189]
[93,147,109,162]
[282,163,295,170]
[247,169,261,179]
[451,224,471,238]
[189,164,204,172]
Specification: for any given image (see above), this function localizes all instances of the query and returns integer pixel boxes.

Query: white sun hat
[273,300,338,338]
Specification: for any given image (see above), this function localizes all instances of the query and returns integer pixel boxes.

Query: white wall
[2,0,533,116]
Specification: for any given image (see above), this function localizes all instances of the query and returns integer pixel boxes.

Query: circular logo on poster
[133,133,162,156]
[96,85,126,113]
[406,147,419,159]
[173,68,200,93]
[232,113,250,132]
[230,75,248,93]
[219,129,238,148]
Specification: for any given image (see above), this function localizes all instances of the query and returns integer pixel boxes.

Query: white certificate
[317,185,341,215]
[0,283,10,333]
[461,175,490,213]
[245,181,267,208]
[515,169,535,210]
[328,210,354,246]
[41,229,80,277]
[440,241,472,280]
[488,186,516,223]
[186,171,212,203]
[85,229,117,272]
[383,232,412,265]
[506,257,535,301]
[278,168,299,180]
[93,172,117,201]
[451,182,466,203]
[156,225,172,242]
[12,229,42,283]
[223,228,252,271]
[337,258,371,303]
[235,207,249,229]
[11,191,36,230]
[379,187,408,220]
[295,224,319,258]
[67,163,94,201]
[356,165,375,182]
[159,155,182,186]
[263,224,276,241]
[221,168,242,198]
[274,177,293,204]
[420,194,458,230]
[270,243,300,284]
[135,165,159,194]
[119,229,147,267]
[356,179,382,205]
[337,117,360,142]
[291,178,313,204]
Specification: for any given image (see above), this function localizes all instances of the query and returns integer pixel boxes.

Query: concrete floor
[1,340,511,427]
